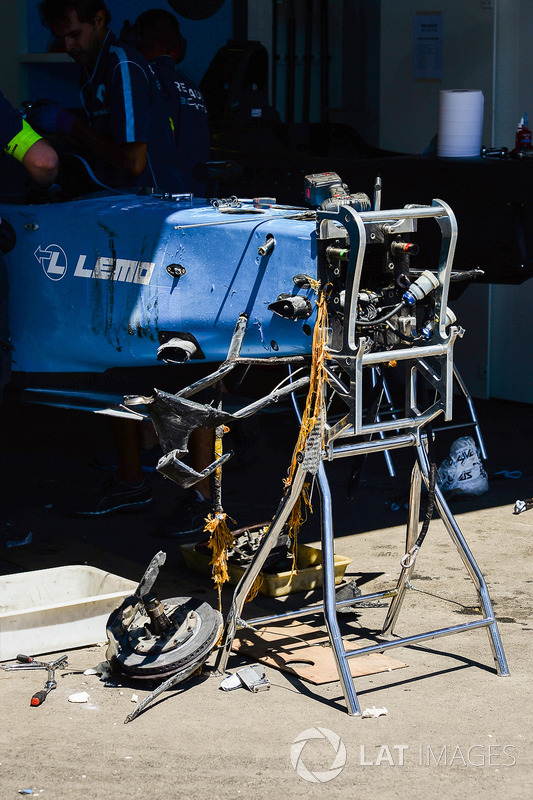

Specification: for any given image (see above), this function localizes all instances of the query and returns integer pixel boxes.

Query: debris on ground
[220,663,270,693]
[437,436,488,497]
[68,691,90,703]
[361,706,388,718]
[513,497,533,515]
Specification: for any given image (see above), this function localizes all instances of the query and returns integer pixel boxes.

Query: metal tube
[232,375,310,419]
[416,443,510,676]
[175,355,305,399]
[317,461,361,715]
[328,433,417,460]
[357,205,448,222]
[452,365,488,459]
[360,342,450,365]
[344,618,496,660]
[246,590,397,628]
[214,464,307,673]
[382,461,422,635]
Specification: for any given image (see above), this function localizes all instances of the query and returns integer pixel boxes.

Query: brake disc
[106,594,222,680]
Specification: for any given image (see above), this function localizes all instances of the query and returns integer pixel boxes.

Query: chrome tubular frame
[214,199,509,714]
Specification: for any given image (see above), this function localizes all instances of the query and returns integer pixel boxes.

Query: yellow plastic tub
[179,543,351,597]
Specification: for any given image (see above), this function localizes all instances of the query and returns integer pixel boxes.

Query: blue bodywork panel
[0,193,317,375]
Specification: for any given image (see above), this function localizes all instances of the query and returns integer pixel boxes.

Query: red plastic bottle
[515,113,532,150]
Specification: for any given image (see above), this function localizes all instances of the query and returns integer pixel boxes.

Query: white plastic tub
[0,565,137,661]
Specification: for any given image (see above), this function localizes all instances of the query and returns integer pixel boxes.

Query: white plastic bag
[437,436,488,497]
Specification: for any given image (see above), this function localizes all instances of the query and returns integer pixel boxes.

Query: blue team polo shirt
[147,56,210,196]
[79,31,184,192]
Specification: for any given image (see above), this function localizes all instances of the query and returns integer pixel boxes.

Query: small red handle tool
[17,654,42,665]
[30,687,51,706]
[30,677,56,706]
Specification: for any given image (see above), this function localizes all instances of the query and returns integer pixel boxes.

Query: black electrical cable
[384,323,424,343]
[414,456,437,549]
[354,300,405,327]
[412,423,438,552]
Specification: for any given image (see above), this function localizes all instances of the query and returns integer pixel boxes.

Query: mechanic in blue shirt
[27,0,183,192]
[122,9,210,196]
[119,10,214,529]
[1,89,58,400]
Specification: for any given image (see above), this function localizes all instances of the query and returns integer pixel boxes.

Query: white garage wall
[379,0,496,154]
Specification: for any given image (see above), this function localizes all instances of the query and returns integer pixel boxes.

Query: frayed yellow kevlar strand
[245,573,264,603]
[286,482,312,577]
[205,511,235,609]
[282,288,328,564]
[285,289,328,488]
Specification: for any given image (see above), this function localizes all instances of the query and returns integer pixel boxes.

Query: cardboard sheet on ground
[232,620,407,684]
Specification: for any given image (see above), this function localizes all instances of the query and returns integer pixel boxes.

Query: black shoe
[75,475,152,516]
[159,493,215,542]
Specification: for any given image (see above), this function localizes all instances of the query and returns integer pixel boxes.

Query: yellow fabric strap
[4,120,42,163]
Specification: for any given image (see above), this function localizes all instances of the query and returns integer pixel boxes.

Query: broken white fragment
[83,661,111,679]
[131,694,138,703]
[361,706,388,718]
[96,661,112,679]
[68,691,90,703]
[220,672,242,691]
[219,664,270,693]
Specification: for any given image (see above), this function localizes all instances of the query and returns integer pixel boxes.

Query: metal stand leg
[214,377,507,712]
[317,461,361,715]
[382,460,422,636]
[215,457,362,713]
[453,366,488,460]
[416,443,509,676]
[214,437,509,715]
[371,367,396,478]
[433,366,488,460]
[214,465,307,674]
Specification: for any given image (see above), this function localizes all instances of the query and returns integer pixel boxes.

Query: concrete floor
[0,390,532,799]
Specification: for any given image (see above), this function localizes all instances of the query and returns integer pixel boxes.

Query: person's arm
[21,138,59,186]
[24,102,147,178]
[4,119,58,187]
[68,117,147,177]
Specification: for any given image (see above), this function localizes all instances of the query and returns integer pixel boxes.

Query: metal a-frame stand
[214,198,509,715]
